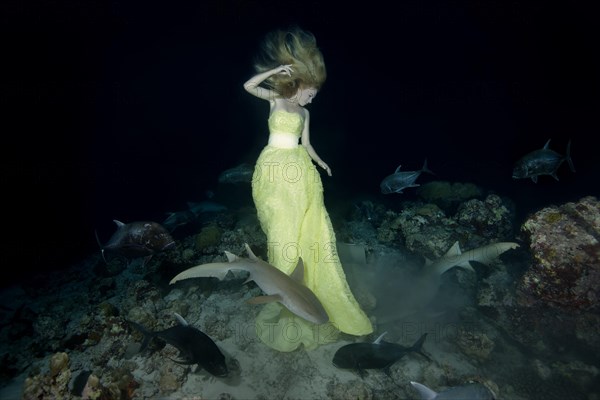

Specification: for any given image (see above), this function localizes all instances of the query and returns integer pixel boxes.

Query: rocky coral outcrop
[473,196,600,397]
[517,195,600,310]
[376,194,515,258]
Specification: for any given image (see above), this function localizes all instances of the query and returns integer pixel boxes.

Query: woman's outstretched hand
[318,161,332,177]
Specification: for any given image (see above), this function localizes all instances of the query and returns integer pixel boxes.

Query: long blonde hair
[254,26,327,98]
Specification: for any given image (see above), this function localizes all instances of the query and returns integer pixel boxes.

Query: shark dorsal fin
[113,220,125,228]
[410,381,438,400]
[373,331,388,344]
[290,258,305,282]
[244,243,259,261]
[444,241,462,257]
[394,165,402,173]
[174,312,189,326]
[224,251,239,263]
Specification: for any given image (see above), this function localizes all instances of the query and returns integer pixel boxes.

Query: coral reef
[375,194,514,258]
[20,352,138,400]
[473,196,600,397]
[455,194,515,246]
[195,224,223,253]
[22,352,72,400]
[517,196,600,310]
[455,331,495,362]
[1,192,598,400]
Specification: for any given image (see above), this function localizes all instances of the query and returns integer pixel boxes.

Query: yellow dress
[251,109,373,352]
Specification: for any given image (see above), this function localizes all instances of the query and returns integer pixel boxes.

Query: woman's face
[297,87,318,106]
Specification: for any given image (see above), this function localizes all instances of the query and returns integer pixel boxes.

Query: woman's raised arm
[243,65,293,101]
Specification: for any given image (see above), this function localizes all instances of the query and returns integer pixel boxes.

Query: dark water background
[3,1,598,286]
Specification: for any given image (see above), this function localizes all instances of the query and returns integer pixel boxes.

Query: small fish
[186,201,227,216]
[512,139,575,183]
[170,243,329,325]
[380,159,434,194]
[162,209,197,231]
[410,381,495,400]
[332,332,429,377]
[127,313,229,377]
[95,220,175,264]
[218,163,254,184]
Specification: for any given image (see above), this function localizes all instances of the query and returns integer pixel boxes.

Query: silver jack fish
[380,159,435,194]
[512,139,575,183]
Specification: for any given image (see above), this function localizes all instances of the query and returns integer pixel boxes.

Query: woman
[243,26,373,352]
